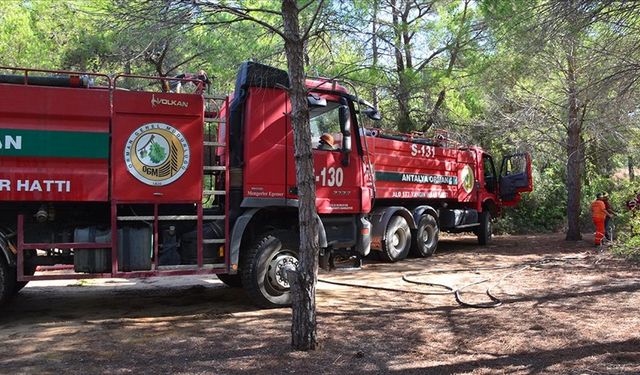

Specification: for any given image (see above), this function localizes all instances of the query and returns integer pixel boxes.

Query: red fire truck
[0,62,532,307]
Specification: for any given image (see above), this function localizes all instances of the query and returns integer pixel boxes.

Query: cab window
[310,101,342,151]
[483,154,497,193]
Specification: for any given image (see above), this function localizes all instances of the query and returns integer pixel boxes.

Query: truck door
[499,153,533,205]
[482,154,498,194]
[285,98,362,214]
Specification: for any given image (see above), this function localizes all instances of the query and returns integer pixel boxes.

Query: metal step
[454,223,481,229]
[203,94,226,100]
[203,239,225,244]
[204,166,226,171]
[203,141,225,147]
[203,190,226,196]
[204,117,224,123]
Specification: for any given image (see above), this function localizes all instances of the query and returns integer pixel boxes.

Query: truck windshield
[310,101,342,150]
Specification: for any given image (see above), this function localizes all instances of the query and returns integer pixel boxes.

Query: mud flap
[356,216,371,257]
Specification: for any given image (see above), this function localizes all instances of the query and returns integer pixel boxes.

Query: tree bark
[371,0,379,109]
[629,155,635,181]
[390,0,413,132]
[281,0,320,351]
[396,80,413,132]
[401,2,413,69]
[390,0,405,74]
[423,0,468,132]
[565,44,583,241]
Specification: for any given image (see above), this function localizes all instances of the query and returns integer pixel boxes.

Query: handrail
[0,65,112,89]
[113,73,205,94]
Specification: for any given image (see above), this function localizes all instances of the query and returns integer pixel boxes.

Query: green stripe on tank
[0,129,109,158]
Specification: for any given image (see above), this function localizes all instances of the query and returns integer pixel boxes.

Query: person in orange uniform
[591,193,612,246]
[601,192,615,240]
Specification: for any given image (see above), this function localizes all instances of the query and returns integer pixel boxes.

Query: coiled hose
[318,255,585,309]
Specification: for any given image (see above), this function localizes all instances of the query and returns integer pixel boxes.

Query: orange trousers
[593,216,605,245]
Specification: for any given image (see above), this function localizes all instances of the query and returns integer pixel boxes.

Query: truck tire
[0,257,16,306]
[216,273,243,288]
[241,230,299,308]
[381,216,412,262]
[477,211,492,245]
[411,214,438,257]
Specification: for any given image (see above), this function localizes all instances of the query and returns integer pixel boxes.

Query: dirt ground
[1,233,639,375]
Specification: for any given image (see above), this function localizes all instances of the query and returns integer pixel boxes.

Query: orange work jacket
[591,200,607,219]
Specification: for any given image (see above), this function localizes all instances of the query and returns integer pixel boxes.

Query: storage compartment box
[74,227,112,273]
[118,225,153,271]
[439,209,479,228]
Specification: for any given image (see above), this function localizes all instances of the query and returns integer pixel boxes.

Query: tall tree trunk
[629,155,635,181]
[391,0,413,132]
[396,81,413,132]
[390,0,405,74]
[423,0,469,132]
[401,2,413,69]
[281,0,320,351]
[565,46,583,241]
[423,89,446,132]
[371,0,379,109]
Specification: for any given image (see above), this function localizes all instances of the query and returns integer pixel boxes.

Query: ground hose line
[317,278,454,296]
[455,279,499,308]
[318,255,585,309]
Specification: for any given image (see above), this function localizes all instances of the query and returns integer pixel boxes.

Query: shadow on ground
[0,233,638,374]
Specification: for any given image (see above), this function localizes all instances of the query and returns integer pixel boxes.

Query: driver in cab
[318,133,337,151]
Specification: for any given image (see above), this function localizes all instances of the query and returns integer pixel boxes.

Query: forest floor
[1,233,639,375]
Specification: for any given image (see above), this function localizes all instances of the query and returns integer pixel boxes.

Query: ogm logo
[461,165,474,193]
[124,123,190,186]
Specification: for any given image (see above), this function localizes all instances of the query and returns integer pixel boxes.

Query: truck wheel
[411,214,439,257]
[241,230,299,308]
[0,258,16,306]
[381,216,412,262]
[216,273,242,288]
[477,211,492,245]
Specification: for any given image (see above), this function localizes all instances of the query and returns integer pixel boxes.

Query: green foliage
[0,1,75,67]
[612,228,640,262]
[494,164,567,234]
[2,0,640,247]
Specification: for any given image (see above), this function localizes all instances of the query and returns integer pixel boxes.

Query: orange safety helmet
[320,133,335,147]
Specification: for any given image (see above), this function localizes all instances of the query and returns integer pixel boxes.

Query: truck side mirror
[307,94,327,107]
[362,107,382,121]
[339,105,351,166]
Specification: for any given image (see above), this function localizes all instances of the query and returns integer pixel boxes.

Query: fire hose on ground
[318,255,589,309]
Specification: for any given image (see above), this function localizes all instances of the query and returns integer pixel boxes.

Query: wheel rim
[389,227,408,257]
[422,225,435,248]
[265,250,298,292]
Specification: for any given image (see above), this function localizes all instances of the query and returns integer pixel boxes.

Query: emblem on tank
[124,123,190,186]
[461,165,474,193]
